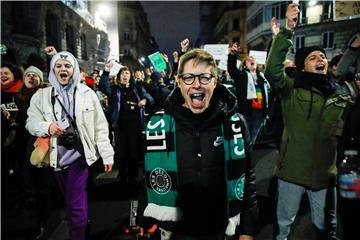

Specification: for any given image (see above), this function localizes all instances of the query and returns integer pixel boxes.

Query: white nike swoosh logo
[213,136,224,147]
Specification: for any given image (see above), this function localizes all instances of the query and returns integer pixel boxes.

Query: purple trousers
[53,158,89,240]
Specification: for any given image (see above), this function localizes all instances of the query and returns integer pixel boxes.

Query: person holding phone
[265,2,352,240]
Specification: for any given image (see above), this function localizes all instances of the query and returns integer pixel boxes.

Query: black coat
[138,84,258,237]
[227,53,269,117]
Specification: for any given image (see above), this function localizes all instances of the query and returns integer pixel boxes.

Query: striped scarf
[144,111,246,235]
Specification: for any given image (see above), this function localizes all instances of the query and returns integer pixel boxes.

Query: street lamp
[138,57,145,67]
[97,3,111,19]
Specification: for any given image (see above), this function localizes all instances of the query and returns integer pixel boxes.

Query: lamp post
[138,56,146,67]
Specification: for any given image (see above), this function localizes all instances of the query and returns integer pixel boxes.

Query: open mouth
[60,73,68,78]
[190,92,205,101]
[315,64,325,71]
[190,92,206,109]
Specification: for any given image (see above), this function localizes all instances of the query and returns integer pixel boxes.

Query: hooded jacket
[26,51,114,168]
[138,84,258,237]
[265,28,353,189]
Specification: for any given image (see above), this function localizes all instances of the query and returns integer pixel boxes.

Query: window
[322,32,334,49]
[66,25,76,56]
[272,4,280,19]
[124,48,131,56]
[247,10,263,31]
[294,35,305,50]
[124,31,130,41]
[233,18,239,30]
[46,12,60,50]
[272,2,287,19]
[298,1,307,24]
[322,1,333,21]
[256,10,263,26]
[81,34,87,60]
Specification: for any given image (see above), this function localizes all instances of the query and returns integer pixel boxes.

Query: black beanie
[295,46,327,70]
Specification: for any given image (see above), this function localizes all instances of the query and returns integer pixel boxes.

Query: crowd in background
[1,2,360,239]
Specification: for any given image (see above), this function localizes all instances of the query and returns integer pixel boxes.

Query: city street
[4,145,342,240]
[1,1,358,240]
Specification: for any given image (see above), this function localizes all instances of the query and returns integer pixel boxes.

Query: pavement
[2,145,344,240]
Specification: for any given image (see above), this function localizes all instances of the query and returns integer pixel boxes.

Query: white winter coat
[26,84,114,169]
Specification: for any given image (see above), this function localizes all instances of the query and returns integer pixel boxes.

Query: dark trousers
[23,163,52,224]
[53,158,89,240]
[338,197,360,240]
[115,118,143,182]
[244,109,265,145]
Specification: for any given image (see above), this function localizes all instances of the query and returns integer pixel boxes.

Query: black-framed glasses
[179,73,214,85]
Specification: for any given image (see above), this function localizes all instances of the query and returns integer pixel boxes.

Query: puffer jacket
[265,28,353,189]
[138,84,258,237]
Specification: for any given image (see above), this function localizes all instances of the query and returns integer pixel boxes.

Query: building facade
[117,1,158,70]
[197,1,248,60]
[246,1,360,60]
[198,1,359,64]
[1,0,110,74]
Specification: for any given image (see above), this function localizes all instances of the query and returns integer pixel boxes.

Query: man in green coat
[265,3,352,240]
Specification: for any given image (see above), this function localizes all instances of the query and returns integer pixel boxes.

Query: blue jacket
[99,71,154,128]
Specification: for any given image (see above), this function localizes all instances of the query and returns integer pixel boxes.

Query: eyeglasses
[179,73,214,85]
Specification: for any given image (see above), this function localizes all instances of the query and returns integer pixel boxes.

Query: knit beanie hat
[50,51,76,68]
[295,46,327,70]
[23,66,43,82]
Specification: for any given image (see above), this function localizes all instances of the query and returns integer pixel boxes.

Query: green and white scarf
[144,111,246,235]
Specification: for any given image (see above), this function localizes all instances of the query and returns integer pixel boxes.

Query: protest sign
[148,51,167,71]
[249,50,267,65]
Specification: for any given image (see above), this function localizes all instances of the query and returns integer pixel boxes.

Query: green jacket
[265,28,353,189]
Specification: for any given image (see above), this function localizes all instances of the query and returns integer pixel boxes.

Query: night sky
[141,1,200,58]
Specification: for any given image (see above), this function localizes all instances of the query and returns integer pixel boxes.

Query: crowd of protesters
[1,2,360,240]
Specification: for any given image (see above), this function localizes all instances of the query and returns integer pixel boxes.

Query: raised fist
[104,62,113,72]
[230,42,241,55]
[162,53,169,63]
[181,38,190,52]
[44,46,57,56]
[271,17,280,38]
